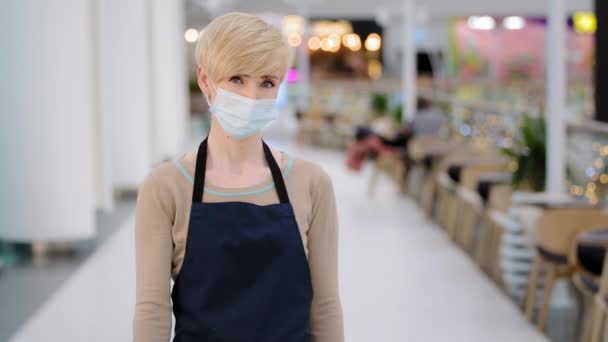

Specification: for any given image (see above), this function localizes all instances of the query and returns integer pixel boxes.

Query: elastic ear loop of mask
[203,81,217,107]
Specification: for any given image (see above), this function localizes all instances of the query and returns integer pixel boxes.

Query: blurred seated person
[346,97,444,171]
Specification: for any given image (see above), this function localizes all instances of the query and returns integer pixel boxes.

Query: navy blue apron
[171,137,313,341]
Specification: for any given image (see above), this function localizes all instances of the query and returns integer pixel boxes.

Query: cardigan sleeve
[132,171,174,342]
[307,166,345,342]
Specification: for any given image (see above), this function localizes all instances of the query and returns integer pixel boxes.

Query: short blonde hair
[195,12,291,83]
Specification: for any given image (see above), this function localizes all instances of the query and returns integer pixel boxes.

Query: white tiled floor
[9,142,548,342]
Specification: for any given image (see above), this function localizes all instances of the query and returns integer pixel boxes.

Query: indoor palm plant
[370,92,389,118]
[501,114,547,191]
[392,105,403,124]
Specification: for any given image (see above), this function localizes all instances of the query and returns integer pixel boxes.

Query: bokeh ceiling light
[368,59,383,80]
[288,33,302,47]
[364,33,382,52]
[342,34,353,47]
[328,33,341,45]
[320,37,332,51]
[184,28,200,43]
[316,34,340,52]
[312,20,353,38]
[574,12,597,34]
[308,36,321,51]
[467,16,496,30]
[283,15,305,35]
[342,33,362,51]
[502,16,525,30]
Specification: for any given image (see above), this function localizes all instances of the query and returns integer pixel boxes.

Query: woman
[133,13,344,342]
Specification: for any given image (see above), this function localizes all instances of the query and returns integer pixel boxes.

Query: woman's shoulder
[135,161,184,220]
[143,159,182,181]
[139,160,187,197]
[288,155,333,188]
[287,156,336,211]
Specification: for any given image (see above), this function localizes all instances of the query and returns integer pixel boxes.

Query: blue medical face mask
[204,83,278,139]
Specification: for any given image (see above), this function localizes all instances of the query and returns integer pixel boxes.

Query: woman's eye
[261,80,275,88]
[229,76,243,84]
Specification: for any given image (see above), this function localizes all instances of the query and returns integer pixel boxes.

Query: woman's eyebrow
[236,74,279,81]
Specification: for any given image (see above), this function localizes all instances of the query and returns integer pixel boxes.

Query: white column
[92,0,115,212]
[149,0,189,161]
[545,0,567,195]
[297,26,311,112]
[97,0,154,189]
[0,0,96,241]
[490,29,501,82]
[402,0,417,121]
[293,6,311,112]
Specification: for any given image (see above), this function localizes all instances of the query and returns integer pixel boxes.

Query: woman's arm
[133,172,174,342]
[308,167,345,342]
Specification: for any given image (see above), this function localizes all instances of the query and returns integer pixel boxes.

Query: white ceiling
[186,0,594,25]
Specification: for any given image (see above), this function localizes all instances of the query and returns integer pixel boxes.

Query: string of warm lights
[305,32,379,53]
[282,15,381,53]
[182,16,384,80]
[569,143,608,205]
[450,99,604,205]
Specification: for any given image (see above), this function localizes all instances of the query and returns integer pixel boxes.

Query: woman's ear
[197,65,210,98]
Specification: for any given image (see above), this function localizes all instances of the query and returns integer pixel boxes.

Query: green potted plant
[392,104,403,124]
[189,76,208,114]
[188,76,200,93]
[434,100,452,117]
[501,114,546,192]
[370,92,389,118]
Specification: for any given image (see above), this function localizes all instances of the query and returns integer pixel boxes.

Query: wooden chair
[570,228,608,342]
[454,167,511,254]
[296,110,324,145]
[368,132,444,198]
[475,184,512,274]
[434,171,453,227]
[446,160,510,243]
[418,145,486,219]
[332,114,355,149]
[480,205,533,301]
[485,207,531,292]
[589,251,608,342]
[405,136,449,201]
[418,144,463,217]
[431,148,481,229]
[368,151,407,196]
[368,128,420,197]
[590,253,608,342]
[524,208,608,332]
[453,186,483,254]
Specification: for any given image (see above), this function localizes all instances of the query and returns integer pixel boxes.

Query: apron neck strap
[191,137,208,203]
[262,140,290,204]
[192,137,290,204]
